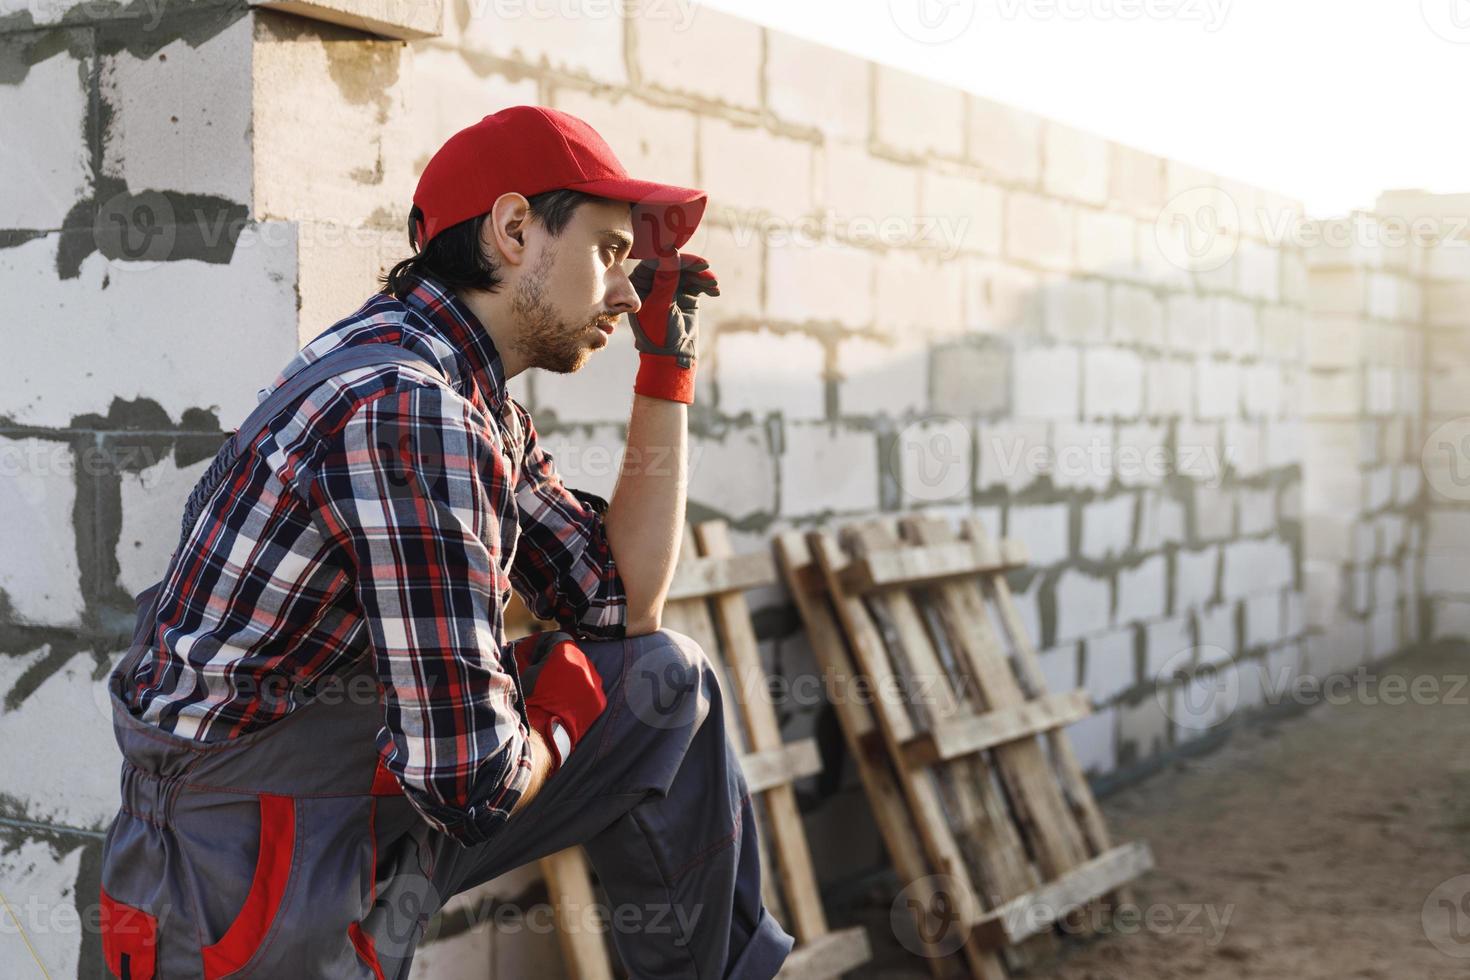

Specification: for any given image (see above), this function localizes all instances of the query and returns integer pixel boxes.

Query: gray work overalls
[97,343,795,979]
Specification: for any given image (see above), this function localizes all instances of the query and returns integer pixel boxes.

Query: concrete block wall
[3,1,1468,974]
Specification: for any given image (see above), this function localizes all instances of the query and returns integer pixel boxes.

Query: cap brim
[565,177,708,259]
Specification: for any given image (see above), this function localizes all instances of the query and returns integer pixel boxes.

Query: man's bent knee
[621,627,716,733]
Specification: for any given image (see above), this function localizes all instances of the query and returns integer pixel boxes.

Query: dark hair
[379,188,609,299]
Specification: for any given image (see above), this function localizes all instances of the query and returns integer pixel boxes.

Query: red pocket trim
[370,758,403,796]
[201,793,296,979]
[100,886,157,979]
[348,921,386,980]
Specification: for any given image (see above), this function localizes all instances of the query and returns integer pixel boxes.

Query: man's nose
[607,270,641,316]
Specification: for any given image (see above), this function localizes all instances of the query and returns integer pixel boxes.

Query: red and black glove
[511,632,607,774]
[627,250,720,404]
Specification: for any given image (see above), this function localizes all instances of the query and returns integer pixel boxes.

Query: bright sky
[697,0,1470,218]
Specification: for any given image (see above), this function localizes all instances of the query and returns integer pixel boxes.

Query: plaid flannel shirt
[125,271,628,845]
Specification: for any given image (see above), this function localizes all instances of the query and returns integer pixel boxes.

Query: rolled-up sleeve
[306,383,532,846]
[508,401,628,641]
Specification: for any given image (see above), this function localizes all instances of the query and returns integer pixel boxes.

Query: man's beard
[509,245,617,374]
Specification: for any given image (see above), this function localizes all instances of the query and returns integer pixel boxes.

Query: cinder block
[965,94,1042,186]
[1004,191,1074,271]
[1222,537,1295,598]
[1236,240,1281,303]
[1237,486,1277,536]
[1367,272,1423,323]
[1144,616,1193,680]
[0,647,119,827]
[1081,493,1135,560]
[1243,591,1283,648]
[532,423,625,502]
[1426,282,1470,328]
[1053,567,1113,642]
[779,422,878,515]
[1165,292,1213,354]
[961,258,1042,335]
[1174,546,1219,611]
[1110,283,1166,347]
[895,416,973,507]
[1043,121,1109,206]
[873,65,965,159]
[1213,297,1260,357]
[715,328,826,421]
[1195,601,1236,656]
[446,0,626,83]
[1051,422,1112,491]
[1012,347,1079,419]
[1222,419,1265,478]
[1108,142,1165,216]
[1259,305,1304,362]
[1115,423,1168,489]
[535,321,640,425]
[1137,489,1186,551]
[1039,642,1080,693]
[976,420,1049,492]
[701,118,815,217]
[837,336,928,418]
[1147,357,1193,417]
[253,15,410,227]
[1193,484,1234,540]
[0,834,88,979]
[551,89,698,189]
[822,142,920,229]
[688,427,777,522]
[916,170,1004,257]
[1307,268,1369,315]
[0,437,84,626]
[1194,357,1241,420]
[1304,369,1362,418]
[930,344,1009,417]
[1175,421,1222,483]
[1118,694,1171,764]
[873,249,966,338]
[1242,363,1284,419]
[0,29,91,229]
[1064,705,1118,775]
[1082,348,1145,419]
[765,30,870,141]
[116,450,214,598]
[100,16,252,203]
[1116,555,1167,623]
[635,5,760,107]
[765,238,873,329]
[1076,208,1136,276]
[1042,279,1107,344]
[1005,501,1071,566]
[1083,627,1136,702]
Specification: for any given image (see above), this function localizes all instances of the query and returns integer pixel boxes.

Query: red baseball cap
[411,105,707,260]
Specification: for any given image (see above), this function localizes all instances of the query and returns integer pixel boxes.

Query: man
[97,105,795,979]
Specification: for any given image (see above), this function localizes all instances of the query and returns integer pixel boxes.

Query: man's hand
[627,251,719,404]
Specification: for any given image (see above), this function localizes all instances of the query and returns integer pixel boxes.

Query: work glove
[511,631,607,775]
[627,251,720,404]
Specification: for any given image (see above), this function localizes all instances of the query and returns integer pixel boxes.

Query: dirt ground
[847,640,1470,979]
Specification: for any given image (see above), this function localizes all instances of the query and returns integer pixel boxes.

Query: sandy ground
[845,640,1470,979]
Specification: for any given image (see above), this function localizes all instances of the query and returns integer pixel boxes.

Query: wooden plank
[837,537,1028,594]
[969,842,1156,948]
[539,847,615,980]
[903,690,1093,769]
[810,528,1011,980]
[775,926,873,980]
[698,521,830,946]
[740,739,823,794]
[666,549,777,602]
[773,531,976,980]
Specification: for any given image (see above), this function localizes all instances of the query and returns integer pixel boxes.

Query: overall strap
[118,343,448,688]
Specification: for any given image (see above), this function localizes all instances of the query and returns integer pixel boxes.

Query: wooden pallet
[525,520,871,980]
[776,513,1152,978]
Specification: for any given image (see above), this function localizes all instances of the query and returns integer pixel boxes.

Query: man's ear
[486,192,532,267]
